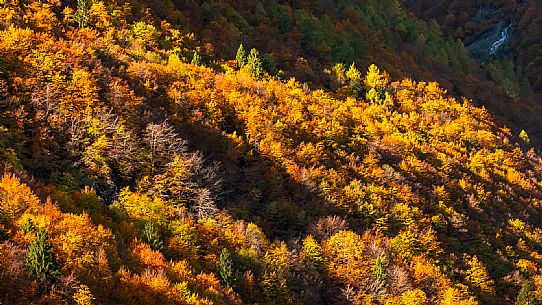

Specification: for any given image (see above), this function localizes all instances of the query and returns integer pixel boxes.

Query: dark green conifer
[25,228,60,288]
[141,221,163,251]
[372,256,387,284]
[22,218,36,234]
[516,280,536,305]
[191,52,202,65]
[218,248,234,288]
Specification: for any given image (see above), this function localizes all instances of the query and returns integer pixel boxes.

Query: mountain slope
[146,0,542,148]
[1,1,542,304]
[404,0,542,141]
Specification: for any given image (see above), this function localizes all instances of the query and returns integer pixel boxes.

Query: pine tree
[141,221,163,251]
[74,0,90,28]
[516,281,536,305]
[191,52,202,65]
[236,44,247,69]
[247,48,263,79]
[22,218,36,234]
[372,256,387,284]
[25,228,60,287]
[218,248,234,288]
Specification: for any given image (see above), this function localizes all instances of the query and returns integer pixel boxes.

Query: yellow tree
[465,256,495,295]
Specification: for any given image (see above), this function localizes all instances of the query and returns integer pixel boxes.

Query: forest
[1,0,542,304]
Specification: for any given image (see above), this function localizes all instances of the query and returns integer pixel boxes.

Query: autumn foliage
[1,1,542,305]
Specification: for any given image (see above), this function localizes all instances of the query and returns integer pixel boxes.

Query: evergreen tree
[247,48,263,79]
[141,221,163,251]
[191,52,202,65]
[516,281,536,305]
[25,228,60,287]
[236,44,247,69]
[218,248,234,288]
[372,256,387,284]
[0,226,7,241]
[22,218,36,234]
[262,53,278,75]
[74,0,91,28]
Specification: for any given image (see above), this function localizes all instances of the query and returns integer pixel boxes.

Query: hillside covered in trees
[404,0,542,141]
[2,0,542,304]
